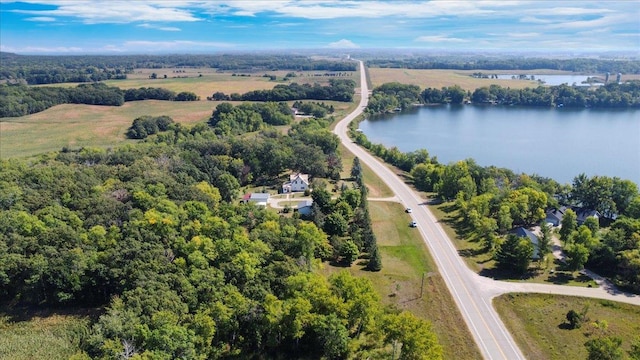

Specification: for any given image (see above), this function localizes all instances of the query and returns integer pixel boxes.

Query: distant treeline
[366,81,640,113]
[366,56,640,74]
[0,52,356,84]
[0,83,199,117]
[208,79,356,103]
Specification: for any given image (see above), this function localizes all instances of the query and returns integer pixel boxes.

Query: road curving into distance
[334,60,639,360]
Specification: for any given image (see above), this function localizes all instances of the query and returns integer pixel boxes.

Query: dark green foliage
[566,309,585,329]
[123,87,176,101]
[366,82,421,113]
[208,102,293,135]
[126,115,174,139]
[292,100,334,117]
[0,83,124,117]
[238,79,355,102]
[175,91,199,101]
[495,234,534,274]
[585,336,624,360]
[367,244,382,271]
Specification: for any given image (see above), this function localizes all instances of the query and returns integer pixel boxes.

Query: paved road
[334,61,639,360]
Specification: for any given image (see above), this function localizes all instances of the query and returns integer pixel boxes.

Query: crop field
[369,68,550,91]
[495,293,640,360]
[102,68,357,100]
[0,100,215,158]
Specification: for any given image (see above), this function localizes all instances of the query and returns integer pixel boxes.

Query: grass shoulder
[319,200,482,359]
[494,293,640,360]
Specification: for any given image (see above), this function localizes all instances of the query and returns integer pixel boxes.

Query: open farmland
[369,68,555,91]
[0,100,215,158]
[102,68,357,100]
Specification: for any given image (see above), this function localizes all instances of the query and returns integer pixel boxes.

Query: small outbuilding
[242,193,270,207]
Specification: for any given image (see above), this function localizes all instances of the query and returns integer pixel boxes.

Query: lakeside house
[545,205,601,227]
[242,193,270,207]
[511,227,540,260]
[282,173,309,193]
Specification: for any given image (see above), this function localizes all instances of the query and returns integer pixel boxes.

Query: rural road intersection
[333,61,639,360]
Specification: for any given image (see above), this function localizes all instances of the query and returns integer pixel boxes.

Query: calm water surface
[360,105,640,185]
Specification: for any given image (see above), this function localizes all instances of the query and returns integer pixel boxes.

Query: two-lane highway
[336,60,639,359]
[336,61,525,359]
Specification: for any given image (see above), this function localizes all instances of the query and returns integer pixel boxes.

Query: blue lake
[359,105,640,185]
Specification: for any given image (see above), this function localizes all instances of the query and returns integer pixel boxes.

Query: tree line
[366,55,640,74]
[208,79,356,103]
[0,106,442,359]
[365,81,640,113]
[0,83,199,117]
[0,52,355,84]
[350,122,640,290]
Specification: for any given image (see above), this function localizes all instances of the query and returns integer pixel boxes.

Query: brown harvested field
[0,100,218,158]
[367,68,614,91]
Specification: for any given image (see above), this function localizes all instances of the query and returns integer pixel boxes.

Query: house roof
[545,206,568,222]
[250,193,270,201]
[511,227,540,259]
[289,173,309,184]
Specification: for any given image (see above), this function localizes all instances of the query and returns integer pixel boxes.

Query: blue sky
[1,1,639,54]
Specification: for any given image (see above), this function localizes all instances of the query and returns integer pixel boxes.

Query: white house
[282,173,309,193]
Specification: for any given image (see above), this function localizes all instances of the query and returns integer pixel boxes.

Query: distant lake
[496,74,602,86]
[359,105,640,185]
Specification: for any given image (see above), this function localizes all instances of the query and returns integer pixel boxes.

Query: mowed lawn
[369,68,544,91]
[320,200,482,359]
[0,100,215,158]
[494,293,640,360]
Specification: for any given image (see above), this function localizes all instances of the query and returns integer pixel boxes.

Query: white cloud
[327,39,359,48]
[25,16,56,21]
[415,35,468,43]
[137,23,181,31]
[506,32,540,38]
[12,1,201,23]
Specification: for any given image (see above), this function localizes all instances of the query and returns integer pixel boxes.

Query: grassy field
[0,308,92,360]
[0,100,216,159]
[494,293,640,360]
[105,68,356,100]
[369,68,547,91]
[320,200,482,359]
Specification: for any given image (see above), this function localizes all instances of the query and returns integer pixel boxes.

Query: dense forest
[0,84,199,118]
[350,123,640,292]
[0,52,356,85]
[365,81,640,113]
[0,104,442,359]
[366,55,640,74]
